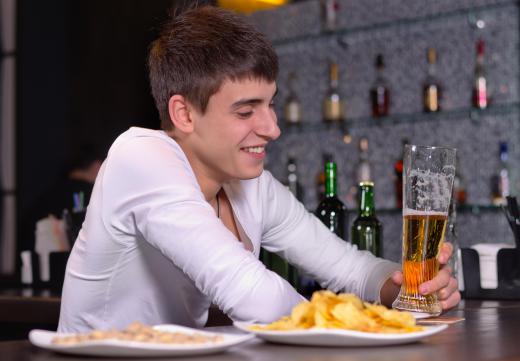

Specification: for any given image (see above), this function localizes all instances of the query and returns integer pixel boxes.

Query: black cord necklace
[216,193,220,218]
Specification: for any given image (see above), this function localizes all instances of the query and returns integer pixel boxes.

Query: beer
[393,144,456,316]
[397,211,447,314]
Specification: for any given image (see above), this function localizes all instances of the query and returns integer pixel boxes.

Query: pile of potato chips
[251,291,423,333]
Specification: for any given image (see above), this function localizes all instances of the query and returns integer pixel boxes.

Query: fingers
[438,277,458,300]
[419,268,461,311]
[391,271,403,286]
[419,266,452,295]
[437,242,453,264]
[440,288,461,310]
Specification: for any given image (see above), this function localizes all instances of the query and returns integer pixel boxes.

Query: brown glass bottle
[323,63,345,123]
[370,54,390,117]
[472,39,488,109]
[284,72,302,125]
[423,48,442,113]
[394,139,408,209]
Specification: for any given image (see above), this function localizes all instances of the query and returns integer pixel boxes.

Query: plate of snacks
[29,322,253,357]
[234,291,448,347]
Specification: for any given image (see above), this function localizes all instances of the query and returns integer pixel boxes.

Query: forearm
[261,171,401,302]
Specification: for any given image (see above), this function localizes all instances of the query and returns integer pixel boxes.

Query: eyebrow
[230,88,278,110]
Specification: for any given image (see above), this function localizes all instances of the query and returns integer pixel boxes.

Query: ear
[168,95,195,134]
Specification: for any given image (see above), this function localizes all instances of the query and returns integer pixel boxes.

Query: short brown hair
[148,6,279,131]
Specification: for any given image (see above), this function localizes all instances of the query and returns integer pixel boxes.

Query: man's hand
[380,242,461,311]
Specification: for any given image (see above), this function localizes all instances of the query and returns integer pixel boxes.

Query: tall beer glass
[392,145,456,316]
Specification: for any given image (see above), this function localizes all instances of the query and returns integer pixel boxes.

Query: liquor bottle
[323,62,345,123]
[315,161,346,239]
[394,139,408,209]
[321,0,339,32]
[284,72,302,125]
[351,182,381,257]
[356,137,371,184]
[260,249,299,289]
[316,153,333,202]
[264,158,303,288]
[472,38,488,109]
[346,137,371,209]
[285,157,303,201]
[491,142,510,205]
[423,48,441,113]
[370,54,390,117]
[453,155,467,205]
[445,190,464,291]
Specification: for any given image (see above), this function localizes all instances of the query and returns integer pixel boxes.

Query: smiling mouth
[242,146,265,154]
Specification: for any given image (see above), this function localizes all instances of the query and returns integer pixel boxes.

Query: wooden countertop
[0,286,231,341]
[1,299,520,361]
[0,288,61,324]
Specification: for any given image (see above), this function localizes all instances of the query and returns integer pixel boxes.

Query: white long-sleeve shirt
[58,127,399,333]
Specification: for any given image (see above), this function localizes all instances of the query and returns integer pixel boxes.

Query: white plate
[29,324,254,357]
[234,321,448,347]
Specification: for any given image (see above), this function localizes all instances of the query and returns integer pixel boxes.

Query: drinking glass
[392,144,456,316]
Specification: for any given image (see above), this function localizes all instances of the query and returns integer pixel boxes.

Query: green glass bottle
[315,161,346,239]
[351,181,382,256]
[260,249,299,289]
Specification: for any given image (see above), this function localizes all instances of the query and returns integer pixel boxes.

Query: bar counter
[1,299,519,361]
[0,287,232,341]
[0,288,60,341]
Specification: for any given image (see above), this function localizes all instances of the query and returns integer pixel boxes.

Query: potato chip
[290,302,314,328]
[249,316,296,331]
[363,303,419,330]
[331,303,378,332]
[336,293,365,311]
[250,290,424,334]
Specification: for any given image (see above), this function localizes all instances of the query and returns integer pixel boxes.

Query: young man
[58,6,460,333]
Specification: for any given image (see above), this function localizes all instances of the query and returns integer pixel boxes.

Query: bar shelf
[280,102,520,134]
[272,1,516,47]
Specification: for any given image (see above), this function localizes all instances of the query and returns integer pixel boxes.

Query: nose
[255,108,281,141]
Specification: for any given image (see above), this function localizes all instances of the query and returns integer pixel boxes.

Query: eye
[236,106,254,119]
[237,111,254,119]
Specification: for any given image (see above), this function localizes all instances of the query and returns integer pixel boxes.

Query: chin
[238,167,264,180]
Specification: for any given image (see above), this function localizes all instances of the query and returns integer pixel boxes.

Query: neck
[176,140,222,204]
[359,187,375,217]
[324,163,337,197]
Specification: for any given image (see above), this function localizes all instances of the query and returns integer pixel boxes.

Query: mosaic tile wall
[249,0,520,261]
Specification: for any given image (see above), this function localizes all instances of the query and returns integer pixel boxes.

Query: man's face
[188,77,280,183]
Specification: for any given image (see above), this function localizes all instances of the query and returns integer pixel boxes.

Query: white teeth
[244,146,264,154]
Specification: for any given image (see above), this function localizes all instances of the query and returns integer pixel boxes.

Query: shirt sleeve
[259,171,400,303]
[100,135,305,323]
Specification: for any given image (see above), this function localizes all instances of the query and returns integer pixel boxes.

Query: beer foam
[403,209,447,217]
[407,169,454,212]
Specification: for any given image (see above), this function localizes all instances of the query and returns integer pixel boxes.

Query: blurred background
[1,0,519,282]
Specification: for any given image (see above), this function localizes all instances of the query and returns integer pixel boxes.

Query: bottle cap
[325,161,337,172]
[323,153,334,163]
[330,63,339,81]
[477,39,485,56]
[359,137,369,151]
[499,142,508,155]
[427,48,437,64]
[375,54,384,68]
